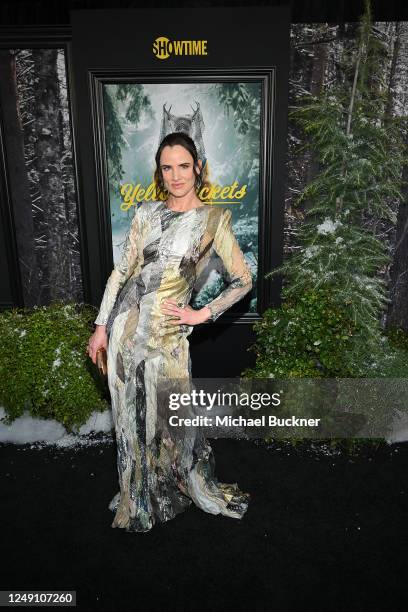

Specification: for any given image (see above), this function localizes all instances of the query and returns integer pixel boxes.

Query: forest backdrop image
[244,4,408,385]
[102,81,260,314]
[0,48,80,309]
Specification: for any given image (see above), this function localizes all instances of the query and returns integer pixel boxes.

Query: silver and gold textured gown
[94,199,253,532]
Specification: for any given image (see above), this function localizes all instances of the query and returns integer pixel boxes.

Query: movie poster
[102,81,260,313]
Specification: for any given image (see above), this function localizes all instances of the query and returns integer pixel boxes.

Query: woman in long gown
[87,131,253,532]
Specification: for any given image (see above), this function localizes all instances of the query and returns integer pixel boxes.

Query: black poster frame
[88,67,276,323]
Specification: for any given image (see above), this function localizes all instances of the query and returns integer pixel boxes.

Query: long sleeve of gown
[94,205,144,326]
[205,209,253,321]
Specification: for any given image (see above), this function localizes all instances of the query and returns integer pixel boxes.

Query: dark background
[2,0,408,25]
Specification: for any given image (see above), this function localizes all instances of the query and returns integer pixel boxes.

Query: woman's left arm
[204,208,253,321]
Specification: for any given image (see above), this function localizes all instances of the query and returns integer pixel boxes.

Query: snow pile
[0,405,114,448]
[303,245,320,260]
[386,410,408,444]
[316,218,343,235]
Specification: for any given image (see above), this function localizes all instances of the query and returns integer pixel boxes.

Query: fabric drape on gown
[94,200,252,532]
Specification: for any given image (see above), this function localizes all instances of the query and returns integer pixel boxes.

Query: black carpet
[1,437,408,611]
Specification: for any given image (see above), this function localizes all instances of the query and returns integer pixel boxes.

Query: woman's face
[159,144,201,198]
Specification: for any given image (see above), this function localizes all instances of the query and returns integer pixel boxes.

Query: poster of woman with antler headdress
[102,81,260,315]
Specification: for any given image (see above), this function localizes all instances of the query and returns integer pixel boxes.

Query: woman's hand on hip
[160,299,210,326]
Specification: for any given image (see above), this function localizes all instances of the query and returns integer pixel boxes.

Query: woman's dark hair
[153,131,210,201]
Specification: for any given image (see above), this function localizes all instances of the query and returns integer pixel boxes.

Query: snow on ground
[0,406,114,449]
[386,410,408,444]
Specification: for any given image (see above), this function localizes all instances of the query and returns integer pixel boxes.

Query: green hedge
[0,301,109,433]
[1,296,407,445]
[242,289,359,378]
[242,288,408,379]
[241,288,408,451]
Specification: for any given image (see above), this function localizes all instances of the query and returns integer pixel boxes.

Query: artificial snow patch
[76,410,114,435]
[317,218,342,235]
[0,405,114,447]
[303,245,320,259]
[0,406,66,443]
[386,409,408,444]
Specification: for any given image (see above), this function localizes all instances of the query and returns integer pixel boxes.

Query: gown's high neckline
[163,201,206,214]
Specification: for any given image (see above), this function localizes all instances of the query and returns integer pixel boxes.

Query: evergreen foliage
[0,303,109,432]
[103,84,152,185]
[245,0,408,379]
[243,289,357,378]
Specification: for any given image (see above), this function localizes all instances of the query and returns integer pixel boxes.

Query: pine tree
[268,0,408,369]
